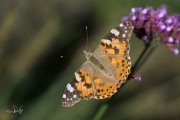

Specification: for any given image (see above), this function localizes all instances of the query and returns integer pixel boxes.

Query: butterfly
[62,22,133,107]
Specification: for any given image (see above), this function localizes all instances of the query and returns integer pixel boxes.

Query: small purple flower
[133,75,142,81]
[122,6,180,55]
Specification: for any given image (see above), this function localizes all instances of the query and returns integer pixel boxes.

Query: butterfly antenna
[60,53,84,59]
[61,55,76,58]
[61,27,88,59]
[85,27,88,51]
[60,55,66,59]
[60,55,64,58]
[60,55,77,58]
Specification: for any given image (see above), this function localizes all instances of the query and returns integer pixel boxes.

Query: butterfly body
[84,50,117,80]
[62,22,133,107]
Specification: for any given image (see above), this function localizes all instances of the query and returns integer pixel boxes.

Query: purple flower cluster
[122,6,180,55]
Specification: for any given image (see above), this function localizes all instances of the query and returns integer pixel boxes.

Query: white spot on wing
[67,83,74,93]
[73,95,77,98]
[119,23,124,27]
[122,34,126,38]
[62,94,66,98]
[101,39,111,45]
[75,72,81,81]
[110,29,119,36]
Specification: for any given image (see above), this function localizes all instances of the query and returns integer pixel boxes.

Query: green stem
[93,104,109,120]
[131,42,151,74]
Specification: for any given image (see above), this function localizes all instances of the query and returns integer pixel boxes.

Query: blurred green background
[0,0,180,120]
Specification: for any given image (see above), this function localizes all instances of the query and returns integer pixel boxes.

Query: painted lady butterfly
[62,22,133,107]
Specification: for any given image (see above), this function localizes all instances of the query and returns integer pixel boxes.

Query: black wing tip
[61,92,81,107]
[61,98,80,107]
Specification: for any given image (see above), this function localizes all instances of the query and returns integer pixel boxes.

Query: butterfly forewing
[62,62,95,107]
